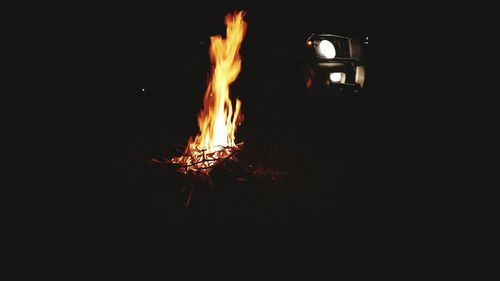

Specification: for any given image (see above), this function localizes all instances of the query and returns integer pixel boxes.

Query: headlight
[318,40,336,59]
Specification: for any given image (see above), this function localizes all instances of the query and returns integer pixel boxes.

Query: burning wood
[169,11,247,174]
[172,143,243,174]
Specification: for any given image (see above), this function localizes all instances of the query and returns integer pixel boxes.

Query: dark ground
[8,1,461,277]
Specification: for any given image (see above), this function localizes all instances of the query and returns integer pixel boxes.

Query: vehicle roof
[308,33,352,40]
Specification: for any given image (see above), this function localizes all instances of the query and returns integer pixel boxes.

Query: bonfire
[169,11,247,174]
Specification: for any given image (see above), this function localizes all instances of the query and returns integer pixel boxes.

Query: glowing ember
[171,11,247,174]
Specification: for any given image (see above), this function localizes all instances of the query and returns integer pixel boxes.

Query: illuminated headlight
[329,72,345,83]
[318,40,336,59]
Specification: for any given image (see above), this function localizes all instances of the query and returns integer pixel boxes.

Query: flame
[171,11,247,173]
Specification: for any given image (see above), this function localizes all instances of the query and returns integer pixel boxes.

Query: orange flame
[171,11,247,173]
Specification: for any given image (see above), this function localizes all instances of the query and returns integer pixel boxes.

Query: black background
[8,0,462,277]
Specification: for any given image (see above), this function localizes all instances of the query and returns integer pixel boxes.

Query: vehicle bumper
[305,60,365,97]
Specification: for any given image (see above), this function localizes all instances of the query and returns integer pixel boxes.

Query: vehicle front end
[304,34,367,97]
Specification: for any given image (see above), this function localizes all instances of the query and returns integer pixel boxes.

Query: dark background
[9,0,460,277]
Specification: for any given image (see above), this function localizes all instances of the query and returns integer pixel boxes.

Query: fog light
[329,72,345,83]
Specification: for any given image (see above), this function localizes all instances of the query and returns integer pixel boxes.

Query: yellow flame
[172,11,247,172]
